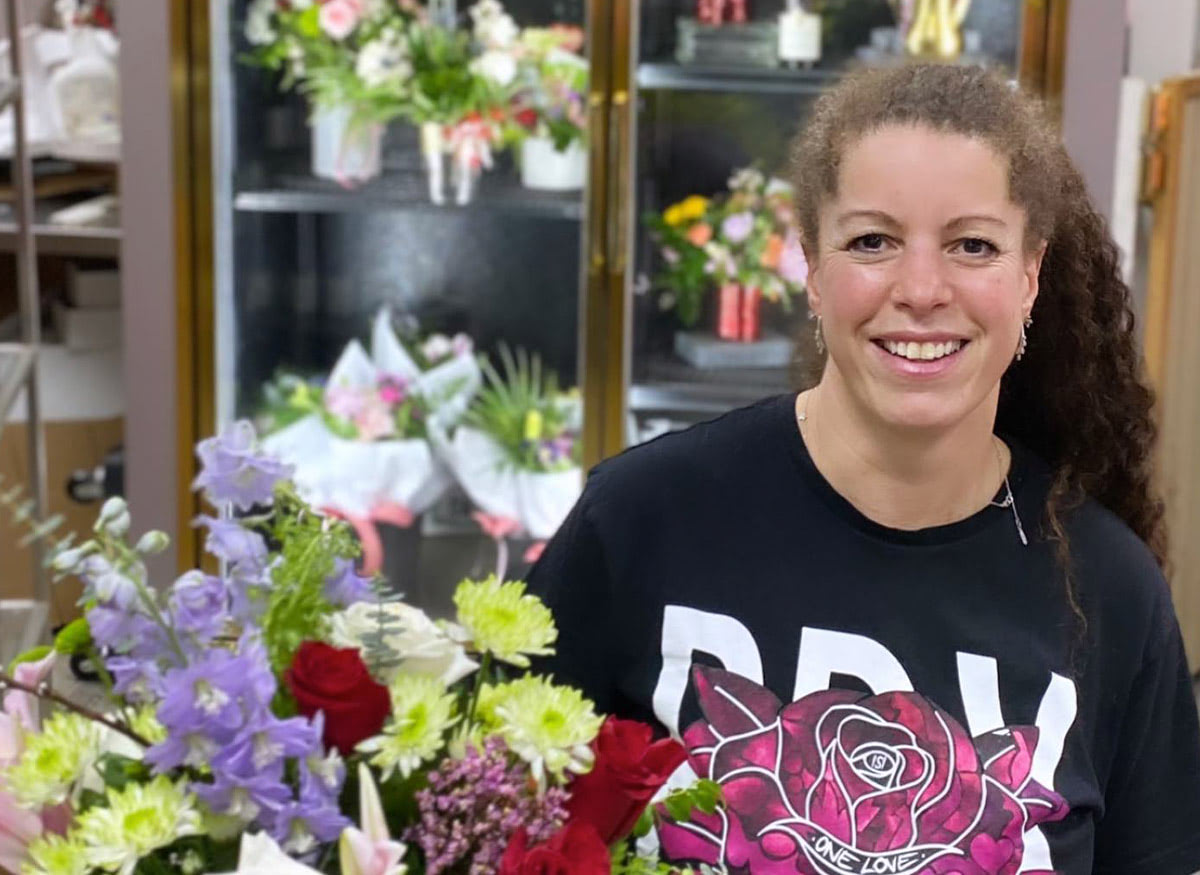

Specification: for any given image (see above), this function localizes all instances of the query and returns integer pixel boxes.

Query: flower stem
[466,652,493,724]
[494,536,508,584]
[0,672,150,747]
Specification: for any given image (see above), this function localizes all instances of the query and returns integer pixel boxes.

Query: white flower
[329,601,479,686]
[244,0,277,46]
[421,334,454,362]
[471,49,518,87]
[728,166,765,193]
[208,832,323,875]
[356,34,413,88]
[765,176,793,196]
[470,0,519,48]
[291,0,314,7]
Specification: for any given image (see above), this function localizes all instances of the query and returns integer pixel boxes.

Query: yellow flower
[663,204,685,227]
[358,674,458,781]
[21,833,89,875]
[453,577,557,668]
[678,195,709,221]
[492,676,602,790]
[74,775,202,875]
[5,712,102,808]
[523,409,544,442]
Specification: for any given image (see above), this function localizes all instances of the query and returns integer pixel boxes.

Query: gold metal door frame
[171,0,215,570]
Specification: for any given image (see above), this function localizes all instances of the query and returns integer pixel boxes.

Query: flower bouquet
[506,25,588,191]
[403,0,523,205]
[644,167,809,341]
[259,309,480,575]
[0,424,727,875]
[429,345,582,556]
[244,0,421,182]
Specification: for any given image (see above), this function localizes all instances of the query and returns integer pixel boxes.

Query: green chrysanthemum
[493,675,602,790]
[127,706,167,745]
[21,833,90,875]
[5,712,102,808]
[74,775,202,875]
[358,674,458,780]
[453,576,557,667]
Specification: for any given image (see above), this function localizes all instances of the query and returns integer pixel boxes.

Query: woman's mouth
[869,337,970,376]
[875,338,966,362]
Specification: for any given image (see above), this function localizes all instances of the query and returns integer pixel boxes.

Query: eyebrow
[834,210,1011,232]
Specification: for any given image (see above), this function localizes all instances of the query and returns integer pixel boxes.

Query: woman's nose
[891,245,953,312]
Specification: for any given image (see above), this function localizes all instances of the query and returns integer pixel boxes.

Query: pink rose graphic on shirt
[657,666,1069,875]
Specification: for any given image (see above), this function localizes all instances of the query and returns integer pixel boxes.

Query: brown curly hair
[789,64,1167,631]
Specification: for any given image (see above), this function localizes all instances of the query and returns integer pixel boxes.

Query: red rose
[284,641,390,754]
[565,716,688,844]
[499,822,610,875]
[514,108,539,129]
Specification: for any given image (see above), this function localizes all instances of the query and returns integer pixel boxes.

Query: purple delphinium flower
[193,420,293,511]
[721,211,754,244]
[217,712,319,773]
[192,766,292,823]
[267,793,351,857]
[194,515,268,571]
[168,571,230,642]
[154,650,258,743]
[323,557,375,608]
[410,737,569,875]
[87,604,161,654]
[227,562,272,625]
[107,655,165,704]
[78,554,144,612]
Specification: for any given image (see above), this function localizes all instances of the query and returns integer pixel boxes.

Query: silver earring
[812,313,825,355]
[1016,315,1032,360]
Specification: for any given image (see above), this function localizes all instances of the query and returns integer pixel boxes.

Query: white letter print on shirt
[652,613,1078,874]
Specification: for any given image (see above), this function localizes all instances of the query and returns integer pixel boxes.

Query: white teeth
[881,339,963,361]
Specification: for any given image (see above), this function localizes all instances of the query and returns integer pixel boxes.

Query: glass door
[621,0,1061,446]
[208,0,602,614]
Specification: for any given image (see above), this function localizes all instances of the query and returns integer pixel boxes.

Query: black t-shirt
[528,393,1200,875]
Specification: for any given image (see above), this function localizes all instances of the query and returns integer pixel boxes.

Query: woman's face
[806,124,1044,432]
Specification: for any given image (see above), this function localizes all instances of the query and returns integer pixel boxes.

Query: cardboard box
[65,264,121,309]
[54,301,121,351]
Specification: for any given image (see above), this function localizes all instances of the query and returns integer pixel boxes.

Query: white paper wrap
[261,310,481,518]
[429,419,582,541]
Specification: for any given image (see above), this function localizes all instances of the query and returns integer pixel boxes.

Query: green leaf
[632,807,655,838]
[663,793,692,822]
[54,618,93,655]
[8,645,52,674]
[297,5,321,38]
[95,753,150,791]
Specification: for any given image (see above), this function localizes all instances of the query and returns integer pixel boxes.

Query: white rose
[244,0,277,46]
[483,13,519,48]
[329,601,479,687]
[421,334,454,362]
[471,49,517,87]
[356,36,413,88]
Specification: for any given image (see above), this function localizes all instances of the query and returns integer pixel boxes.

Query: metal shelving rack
[2,0,50,618]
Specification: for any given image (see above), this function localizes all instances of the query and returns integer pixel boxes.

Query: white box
[53,302,121,351]
[65,264,121,309]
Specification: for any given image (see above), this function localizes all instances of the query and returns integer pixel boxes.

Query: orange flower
[761,233,783,268]
[687,223,713,246]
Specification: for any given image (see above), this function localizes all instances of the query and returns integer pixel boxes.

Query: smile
[875,339,966,362]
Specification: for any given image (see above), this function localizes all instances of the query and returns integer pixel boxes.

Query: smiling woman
[529,64,1200,875]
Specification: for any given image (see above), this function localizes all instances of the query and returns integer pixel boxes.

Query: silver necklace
[795,392,1028,546]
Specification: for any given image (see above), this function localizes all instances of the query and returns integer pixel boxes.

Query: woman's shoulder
[584,394,793,510]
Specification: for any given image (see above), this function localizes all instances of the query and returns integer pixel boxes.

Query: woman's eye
[958,237,998,256]
[849,233,887,252]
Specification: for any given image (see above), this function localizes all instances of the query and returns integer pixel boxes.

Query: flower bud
[95,497,131,536]
[103,509,131,538]
[50,544,93,574]
[134,530,171,555]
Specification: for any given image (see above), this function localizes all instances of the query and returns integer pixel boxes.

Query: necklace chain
[795,391,1028,546]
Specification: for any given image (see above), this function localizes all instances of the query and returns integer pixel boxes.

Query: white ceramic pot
[310,105,383,183]
[520,135,586,191]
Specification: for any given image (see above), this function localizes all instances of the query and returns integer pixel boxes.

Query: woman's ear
[802,232,822,316]
[1024,239,1047,315]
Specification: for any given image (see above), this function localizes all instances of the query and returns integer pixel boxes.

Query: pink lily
[340,763,407,875]
[0,652,70,873]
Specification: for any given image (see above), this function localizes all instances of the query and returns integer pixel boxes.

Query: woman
[529,65,1200,872]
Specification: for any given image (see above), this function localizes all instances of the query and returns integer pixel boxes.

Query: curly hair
[789,64,1167,632]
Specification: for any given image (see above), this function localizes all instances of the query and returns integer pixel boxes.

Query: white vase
[520,136,586,191]
[310,105,383,183]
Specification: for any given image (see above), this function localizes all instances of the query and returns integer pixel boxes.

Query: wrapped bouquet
[0,423,725,875]
[259,310,480,574]
[431,345,582,550]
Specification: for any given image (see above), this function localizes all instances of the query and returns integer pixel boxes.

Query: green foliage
[406,23,495,124]
[0,473,78,569]
[464,345,579,472]
[94,753,151,792]
[8,645,52,673]
[54,618,93,655]
[260,485,362,673]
